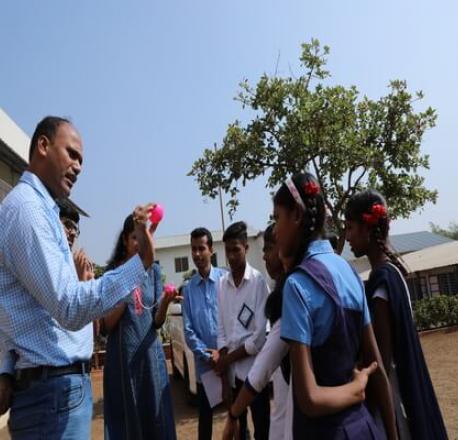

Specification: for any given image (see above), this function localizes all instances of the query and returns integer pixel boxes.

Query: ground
[0,328,456,439]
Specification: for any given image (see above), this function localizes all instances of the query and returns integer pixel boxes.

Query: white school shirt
[217,262,269,386]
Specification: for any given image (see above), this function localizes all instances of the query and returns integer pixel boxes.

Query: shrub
[414,295,458,331]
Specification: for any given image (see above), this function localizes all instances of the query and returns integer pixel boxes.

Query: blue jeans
[8,373,92,440]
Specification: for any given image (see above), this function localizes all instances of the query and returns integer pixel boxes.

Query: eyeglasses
[62,219,80,237]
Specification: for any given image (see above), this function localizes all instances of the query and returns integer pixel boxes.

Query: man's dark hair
[223,221,248,243]
[59,204,80,224]
[190,227,213,247]
[263,223,275,244]
[29,116,71,161]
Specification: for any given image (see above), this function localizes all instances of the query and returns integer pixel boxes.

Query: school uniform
[367,262,448,440]
[218,262,270,440]
[281,240,382,439]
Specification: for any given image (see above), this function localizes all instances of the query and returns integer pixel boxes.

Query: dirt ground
[0,327,456,439]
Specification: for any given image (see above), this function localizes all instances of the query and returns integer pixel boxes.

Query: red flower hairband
[303,181,320,196]
[362,203,387,225]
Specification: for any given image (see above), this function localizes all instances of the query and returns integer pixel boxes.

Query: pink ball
[149,204,164,224]
[164,283,176,295]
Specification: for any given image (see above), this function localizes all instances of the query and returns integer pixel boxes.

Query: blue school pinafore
[290,258,383,440]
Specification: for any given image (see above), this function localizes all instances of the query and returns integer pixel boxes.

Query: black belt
[14,361,91,391]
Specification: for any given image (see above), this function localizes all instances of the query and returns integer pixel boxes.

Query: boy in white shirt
[216,221,270,440]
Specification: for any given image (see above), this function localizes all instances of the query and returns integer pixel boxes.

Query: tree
[430,222,458,240]
[188,39,437,252]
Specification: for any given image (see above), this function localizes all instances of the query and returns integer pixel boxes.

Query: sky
[1,0,457,264]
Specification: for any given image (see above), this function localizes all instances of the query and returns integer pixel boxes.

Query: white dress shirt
[217,262,269,386]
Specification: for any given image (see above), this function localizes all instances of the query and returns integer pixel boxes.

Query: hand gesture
[352,361,378,401]
[162,286,183,305]
[74,249,94,281]
[206,349,220,368]
[133,204,155,269]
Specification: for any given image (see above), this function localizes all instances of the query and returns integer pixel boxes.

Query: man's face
[191,236,213,272]
[38,123,83,198]
[262,239,283,280]
[224,239,248,273]
[61,217,80,250]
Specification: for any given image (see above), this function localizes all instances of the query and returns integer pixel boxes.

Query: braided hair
[265,173,326,324]
[345,190,407,276]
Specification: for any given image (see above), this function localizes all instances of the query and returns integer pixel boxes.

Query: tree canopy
[189,39,437,251]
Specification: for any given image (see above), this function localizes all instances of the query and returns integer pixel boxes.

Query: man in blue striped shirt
[182,228,225,440]
[0,116,155,439]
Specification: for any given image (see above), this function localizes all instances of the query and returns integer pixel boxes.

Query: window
[175,257,189,273]
[211,253,218,267]
[438,272,458,296]
[407,276,427,302]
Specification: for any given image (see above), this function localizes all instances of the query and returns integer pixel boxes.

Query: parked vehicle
[168,302,197,404]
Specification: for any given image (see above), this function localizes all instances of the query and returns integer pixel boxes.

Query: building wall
[408,264,458,301]
[155,235,269,287]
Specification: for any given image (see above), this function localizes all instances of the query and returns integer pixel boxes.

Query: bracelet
[228,407,238,421]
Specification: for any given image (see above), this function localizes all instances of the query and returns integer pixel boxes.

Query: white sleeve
[244,277,269,355]
[246,320,289,392]
[373,285,389,301]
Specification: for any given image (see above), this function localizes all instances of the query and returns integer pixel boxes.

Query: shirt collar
[306,239,334,258]
[19,171,59,214]
[194,266,218,285]
[228,262,252,287]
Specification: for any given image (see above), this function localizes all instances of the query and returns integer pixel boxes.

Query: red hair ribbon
[362,203,387,225]
[303,181,320,196]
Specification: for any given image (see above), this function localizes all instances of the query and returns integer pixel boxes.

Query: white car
[168,302,198,404]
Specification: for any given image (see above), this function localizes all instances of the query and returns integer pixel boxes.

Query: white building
[155,227,269,287]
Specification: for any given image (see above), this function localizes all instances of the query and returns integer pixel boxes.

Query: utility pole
[214,143,225,233]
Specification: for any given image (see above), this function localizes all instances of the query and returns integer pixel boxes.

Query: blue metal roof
[341,231,454,260]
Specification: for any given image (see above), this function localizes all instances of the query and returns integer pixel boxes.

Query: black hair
[190,227,213,248]
[29,116,71,161]
[106,214,135,270]
[265,173,326,323]
[345,189,407,276]
[59,204,80,224]
[223,221,248,243]
[263,223,275,244]
[325,232,338,251]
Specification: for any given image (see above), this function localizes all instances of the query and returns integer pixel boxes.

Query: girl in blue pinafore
[102,214,177,440]
[345,190,448,440]
[273,173,398,440]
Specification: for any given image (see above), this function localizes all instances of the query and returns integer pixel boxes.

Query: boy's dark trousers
[233,377,270,440]
[197,382,213,440]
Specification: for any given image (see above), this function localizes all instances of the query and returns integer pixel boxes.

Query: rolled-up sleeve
[2,202,147,331]
[244,278,269,356]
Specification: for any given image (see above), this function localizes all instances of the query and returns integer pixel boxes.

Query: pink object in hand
[164,283,176,296]
[149,204,164,224]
